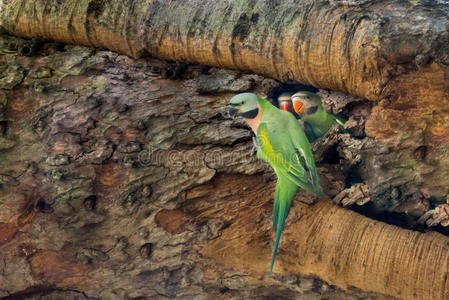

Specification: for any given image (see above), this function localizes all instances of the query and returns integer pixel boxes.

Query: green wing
[257,121,323,197]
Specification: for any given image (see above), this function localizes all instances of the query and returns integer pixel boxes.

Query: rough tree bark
[2,0,449,219]
[0,0,449,299]
[0,34,447,300]
[0,39,401,300]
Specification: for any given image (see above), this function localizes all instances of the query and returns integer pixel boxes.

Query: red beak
[280,101,292,112]
[292,99,305,114]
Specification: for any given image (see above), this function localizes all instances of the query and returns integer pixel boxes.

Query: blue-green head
[229,93,259,119]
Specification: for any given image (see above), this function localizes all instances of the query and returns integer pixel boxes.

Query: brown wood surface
[1,1,449,299]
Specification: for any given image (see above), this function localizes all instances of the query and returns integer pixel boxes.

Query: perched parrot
[229,92,324,272]
[291,91,347,142]
[277,92,293,113]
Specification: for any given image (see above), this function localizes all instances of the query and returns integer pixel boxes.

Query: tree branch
[2,0,449,100]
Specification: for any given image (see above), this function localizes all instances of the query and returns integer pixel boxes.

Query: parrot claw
[251,135,259,156]
[333,184,370,207]
[418,204,449,227]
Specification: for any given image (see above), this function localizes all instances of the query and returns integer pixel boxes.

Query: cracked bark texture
[1,36,449,300]
[0,39,393,299]
[1,0,449,224]
[0,1,449,299]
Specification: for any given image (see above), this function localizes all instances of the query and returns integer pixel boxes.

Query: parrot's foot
[251,135,259,156]
[418,204,449,227]
[333,184,370,207]
[251,145,258,156]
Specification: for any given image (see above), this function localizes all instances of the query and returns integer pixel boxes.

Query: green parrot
[291,91,347,142]
[229,92,324,272]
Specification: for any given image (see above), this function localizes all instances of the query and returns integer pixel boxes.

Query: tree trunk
[1,1,449,299]
[0,35,446,300]
[2,0,448,97]
[1,0,449,221]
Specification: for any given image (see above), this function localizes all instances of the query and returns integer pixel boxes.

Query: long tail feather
[270,175,298,273]
[270,204,288,273]
[272,183,280,232]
